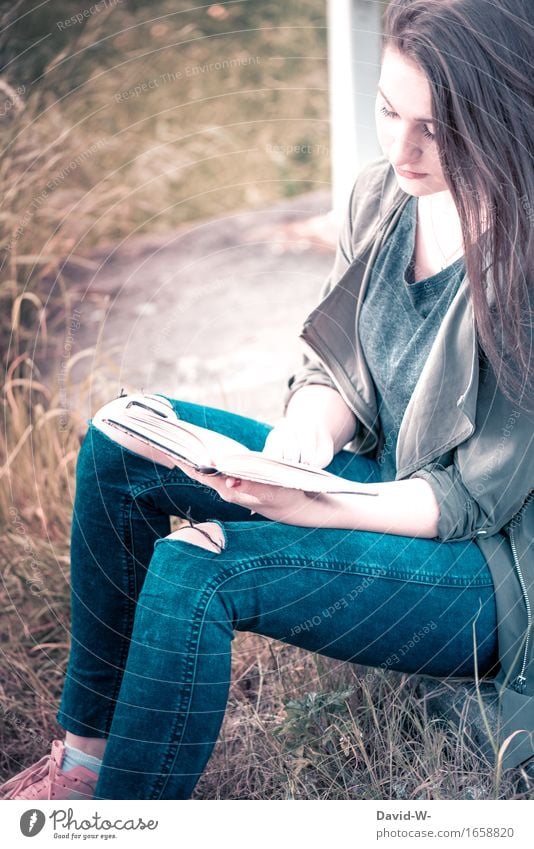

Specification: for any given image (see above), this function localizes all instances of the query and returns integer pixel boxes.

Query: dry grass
[2,373,532,800]
[194,640,534,800]
[0,0,331,364]
[1,1,533,801]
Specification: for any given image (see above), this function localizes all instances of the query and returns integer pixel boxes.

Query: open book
[100,393,378,496]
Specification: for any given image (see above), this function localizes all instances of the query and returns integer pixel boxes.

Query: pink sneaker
[0,740,98,800]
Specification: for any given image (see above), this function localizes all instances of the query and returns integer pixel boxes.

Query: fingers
[224,476,241,489]
[263,422,302,463]
[174,463,250,505]
[174,460,279,516]
[262,420,334,468]
[296,428,322,466]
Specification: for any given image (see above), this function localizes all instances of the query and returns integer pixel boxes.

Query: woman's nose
[388,129,422,169]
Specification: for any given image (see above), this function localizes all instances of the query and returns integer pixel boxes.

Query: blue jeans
[57,396,499,799]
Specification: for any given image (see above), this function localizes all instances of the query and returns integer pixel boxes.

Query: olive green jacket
[284,156,534,769]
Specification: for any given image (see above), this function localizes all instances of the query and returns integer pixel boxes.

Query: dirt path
[47,191,335,427]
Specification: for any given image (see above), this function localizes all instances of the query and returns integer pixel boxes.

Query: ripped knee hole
[165,521,225,553]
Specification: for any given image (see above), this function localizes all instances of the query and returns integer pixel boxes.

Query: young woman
[2,0,533,800]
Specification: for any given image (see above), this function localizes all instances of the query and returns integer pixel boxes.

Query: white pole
[327,0,382,223]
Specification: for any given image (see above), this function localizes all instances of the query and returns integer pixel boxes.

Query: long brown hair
[383,0,533,412]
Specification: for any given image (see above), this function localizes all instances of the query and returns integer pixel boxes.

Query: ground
[45,191,337,426]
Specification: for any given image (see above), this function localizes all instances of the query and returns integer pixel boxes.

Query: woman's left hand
[173,462,318,525]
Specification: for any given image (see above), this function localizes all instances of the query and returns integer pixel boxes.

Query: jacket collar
[395,273,479,476]
[301,163,480,478]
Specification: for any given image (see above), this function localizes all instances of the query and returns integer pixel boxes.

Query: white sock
[62,743,103,776]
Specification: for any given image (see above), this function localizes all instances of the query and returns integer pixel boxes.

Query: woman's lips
[396,167,428,179]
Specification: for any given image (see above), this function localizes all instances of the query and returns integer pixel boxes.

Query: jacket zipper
[509,490,534,693]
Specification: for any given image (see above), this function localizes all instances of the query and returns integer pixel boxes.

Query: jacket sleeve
[282,183,357,415]
[410,357,534,541]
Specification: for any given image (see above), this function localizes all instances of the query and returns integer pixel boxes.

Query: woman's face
[376,45,449,195]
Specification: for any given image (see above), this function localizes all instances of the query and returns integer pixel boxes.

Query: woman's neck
[415,192,464,275]
[414,192,464,281]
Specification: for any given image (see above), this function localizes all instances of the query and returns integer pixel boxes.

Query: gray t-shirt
[359,194,465,481]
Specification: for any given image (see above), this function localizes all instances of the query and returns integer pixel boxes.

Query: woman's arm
[173,382,440,537]
[285,384,357,454]
[298,477,441,538]
[282,388,442,535]
[173,463,441,539]
[263,384,358,466]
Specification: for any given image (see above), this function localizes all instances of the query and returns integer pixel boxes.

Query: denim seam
[247,557,494,588]
[149,551,493,797]
[67,427,206,735]
[161,466,222,495]
[99,476,178,736]
[153,541,493,589]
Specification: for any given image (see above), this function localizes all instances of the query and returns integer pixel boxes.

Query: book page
[101,395,377,496]
[216,452,377,495]
[102,398,250,469]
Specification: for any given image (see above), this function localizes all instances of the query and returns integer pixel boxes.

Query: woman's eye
[379,105,397,118]
[379,104,435,142]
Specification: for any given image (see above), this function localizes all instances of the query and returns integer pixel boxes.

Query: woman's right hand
[262,416,336,468]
